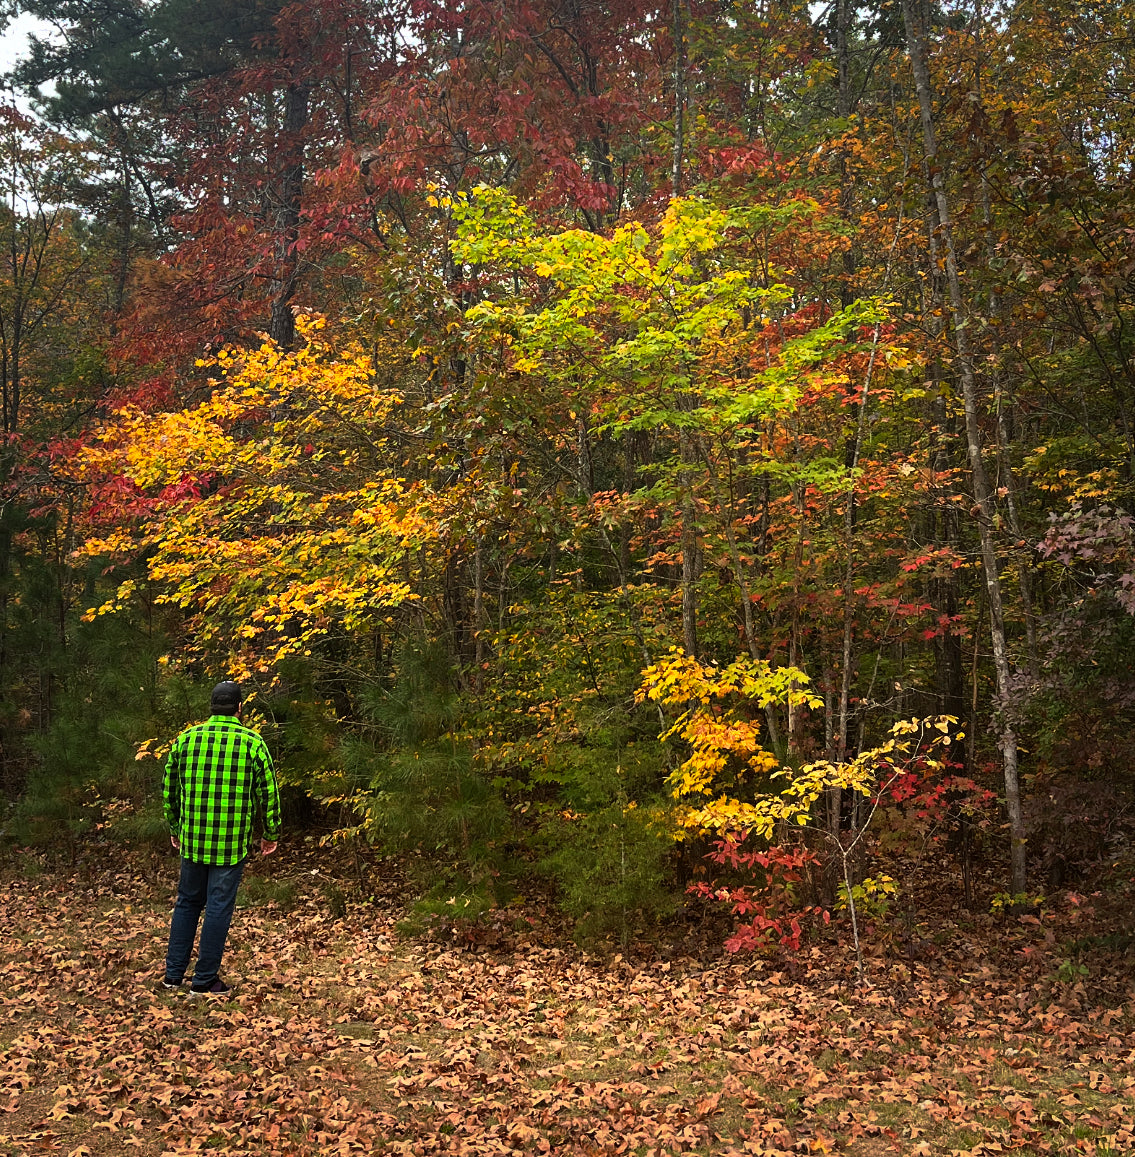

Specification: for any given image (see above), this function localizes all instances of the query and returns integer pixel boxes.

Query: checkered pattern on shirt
[163,715,281,866]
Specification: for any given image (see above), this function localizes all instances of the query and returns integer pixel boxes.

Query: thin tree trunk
[678,428,699,660]
[924,198,967,722]
[974,40,1040,679]
[269,80,310,348]
[473,533,486,686]
[700,436,783,754]
[671,0,686,196]
[835,0,856,307]
[903,0,1027,892]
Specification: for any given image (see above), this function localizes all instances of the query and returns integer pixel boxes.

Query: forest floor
[2,842,1134,1157]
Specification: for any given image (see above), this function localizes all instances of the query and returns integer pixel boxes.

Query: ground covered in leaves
[2,845,1135,1157]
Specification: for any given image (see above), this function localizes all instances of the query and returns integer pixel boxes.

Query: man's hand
[260,838,278,856]
[170,836,180,852]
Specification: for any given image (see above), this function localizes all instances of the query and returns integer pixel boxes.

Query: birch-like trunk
[903,0,1027,893]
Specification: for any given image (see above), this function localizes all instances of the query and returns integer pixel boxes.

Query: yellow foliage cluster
[78,318,438,676]
[636,648,820,833]
[638,650,960,841]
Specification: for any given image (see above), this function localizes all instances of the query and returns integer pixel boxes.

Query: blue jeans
[164,857,246,986]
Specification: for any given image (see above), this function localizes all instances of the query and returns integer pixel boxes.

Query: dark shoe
[189,978,232,997]
[161,977,189,991]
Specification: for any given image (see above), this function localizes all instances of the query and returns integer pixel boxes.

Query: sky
[0,12,55,105]
[0,11,43,67]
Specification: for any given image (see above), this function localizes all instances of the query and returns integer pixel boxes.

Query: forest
[0,0,1133,950]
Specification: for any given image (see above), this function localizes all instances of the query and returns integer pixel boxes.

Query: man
[161,680,281,996]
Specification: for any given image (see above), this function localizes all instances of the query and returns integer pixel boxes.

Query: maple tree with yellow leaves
[78,318,437,678]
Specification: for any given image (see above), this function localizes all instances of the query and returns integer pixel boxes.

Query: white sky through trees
[0,12,56,109]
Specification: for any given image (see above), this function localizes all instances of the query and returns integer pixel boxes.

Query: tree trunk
[903,0,1027,893]
[678,428,699,660]
[671,0,686,196]
[973,41,1040,680]
[269,80,311,349]
[473,533,487,689]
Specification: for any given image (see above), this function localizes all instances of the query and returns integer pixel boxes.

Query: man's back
[164,715,280,865]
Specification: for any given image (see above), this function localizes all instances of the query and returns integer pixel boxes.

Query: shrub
[539,797,678,944]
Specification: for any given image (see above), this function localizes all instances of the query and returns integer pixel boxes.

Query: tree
[78,318,434,678]
[0,108,108,787]
[6,0,403,351]
[899,0,1026,891]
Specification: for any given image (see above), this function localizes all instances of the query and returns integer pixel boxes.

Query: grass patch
[237,875,299,909]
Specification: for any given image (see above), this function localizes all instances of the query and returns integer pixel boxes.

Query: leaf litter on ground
[2,845,1134,1156]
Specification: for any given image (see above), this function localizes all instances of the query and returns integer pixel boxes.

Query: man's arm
[254,739,282,855]
[163,736,183,852]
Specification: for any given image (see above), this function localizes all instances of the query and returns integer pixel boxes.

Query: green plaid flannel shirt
[163,715,281,866]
